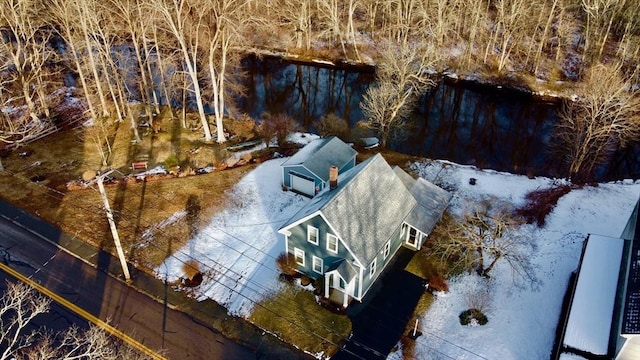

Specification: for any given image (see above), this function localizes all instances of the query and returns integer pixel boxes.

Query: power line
[1,169,373,360]
[3,167,492,360]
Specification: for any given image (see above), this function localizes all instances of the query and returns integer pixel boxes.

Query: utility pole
[94,169,131,281]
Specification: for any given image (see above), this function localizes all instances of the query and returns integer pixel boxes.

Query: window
[370,258,377,279]
[307,225,319,245]
[294,248,305,266]
[383,241,391,259]
[407,227,419,246]
[312,256,323,274]
[327,234,338,253]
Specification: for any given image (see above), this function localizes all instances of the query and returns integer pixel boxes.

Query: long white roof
[563,234,625,355]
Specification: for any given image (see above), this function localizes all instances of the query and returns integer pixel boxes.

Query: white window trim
[312,256,323,274]
[294,248,305,267]
[383,241,391,259]
[307,225,319,245]
[327,234,338,254]
[369,258,377,279]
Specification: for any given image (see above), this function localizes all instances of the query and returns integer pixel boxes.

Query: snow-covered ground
[155,133,318,316]
[390,161,640,360]
[154,135,640,359]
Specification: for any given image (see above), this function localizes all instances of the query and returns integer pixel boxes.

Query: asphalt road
[0,215,256,359]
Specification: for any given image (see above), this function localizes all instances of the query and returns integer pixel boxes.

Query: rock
[225,157,239,168]
[241,153,252,162]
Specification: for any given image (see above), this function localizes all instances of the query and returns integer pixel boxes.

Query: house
[554,197,640,360]
[281,136,357,197]
[278,153,451,307]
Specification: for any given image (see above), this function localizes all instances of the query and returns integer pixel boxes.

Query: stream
[237,56,639,181]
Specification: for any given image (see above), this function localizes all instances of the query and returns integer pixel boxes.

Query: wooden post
[96,170,131,281]
[413,319,418,337]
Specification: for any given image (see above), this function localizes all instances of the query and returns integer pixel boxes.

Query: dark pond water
[237,56,639,181]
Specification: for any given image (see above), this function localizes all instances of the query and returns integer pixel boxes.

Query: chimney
[329,165,338,190]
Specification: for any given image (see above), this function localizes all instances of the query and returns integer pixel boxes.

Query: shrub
[316,113,350,140]
[276,252,298,276]
[182,259,200,280]
[258,113,297,147]
[427,274,449,293]
[164,154,179,169]
[300,276,312,286]
[182,260,203,287]
[516,184,573,226]
[226,114,257,141]
[459,308,488,326]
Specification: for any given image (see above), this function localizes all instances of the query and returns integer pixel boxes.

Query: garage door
[290,173,315,197]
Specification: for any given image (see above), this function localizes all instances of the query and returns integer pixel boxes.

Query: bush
[182,259,200,280]
[276,252,298,276]
[258,113,297,147]
[427,274,449,293]
[459,308,488,326]
[516,184,573,226]
[316,113,350,140]
[164,154,179,169]
[226,114,257,141]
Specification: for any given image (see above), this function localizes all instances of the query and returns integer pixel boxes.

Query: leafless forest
[1,0,639,179]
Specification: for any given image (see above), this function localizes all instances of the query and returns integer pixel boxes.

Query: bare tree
[151,0,213,142]
[484,0,529,72]
[432,201,536,283]
[205,0,248,144]
[0,0,55,124]
[359,42,437,147]
[0,280,152,360]
[553,63,640,183]
[0,14,57,171]
[49,0,99,121]
[0,281,51,360]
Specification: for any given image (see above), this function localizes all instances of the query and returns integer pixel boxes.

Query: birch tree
[0,0,54,124]
[205,0,248,143]
[49,0,99,121]
[151,0,213,142]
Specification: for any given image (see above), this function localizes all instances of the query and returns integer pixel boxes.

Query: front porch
[328,287,353,308]
[318,287,353,314]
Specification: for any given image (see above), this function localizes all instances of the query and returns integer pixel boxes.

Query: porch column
[325,273,330,298]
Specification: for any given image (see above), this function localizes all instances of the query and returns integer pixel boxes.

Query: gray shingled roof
[327,258,358,282]
[281,137,357,181]
[283,154,419,265]
[394,167,452,235]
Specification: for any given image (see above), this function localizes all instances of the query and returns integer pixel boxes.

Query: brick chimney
[329,165,338,190]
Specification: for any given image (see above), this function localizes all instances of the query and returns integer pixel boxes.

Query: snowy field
[390,161,640,360]
[154,134,640,359]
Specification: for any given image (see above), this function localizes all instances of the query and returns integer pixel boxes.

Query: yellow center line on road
[0,262,167,360]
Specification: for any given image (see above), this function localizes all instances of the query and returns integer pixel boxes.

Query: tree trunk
[475,245,484,275]
[482,254,501,277]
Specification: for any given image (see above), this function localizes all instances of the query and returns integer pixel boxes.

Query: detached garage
[289,172,316,197]
[281,136,357,197]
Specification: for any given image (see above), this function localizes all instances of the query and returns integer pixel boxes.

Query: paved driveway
[332,248,425,360]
